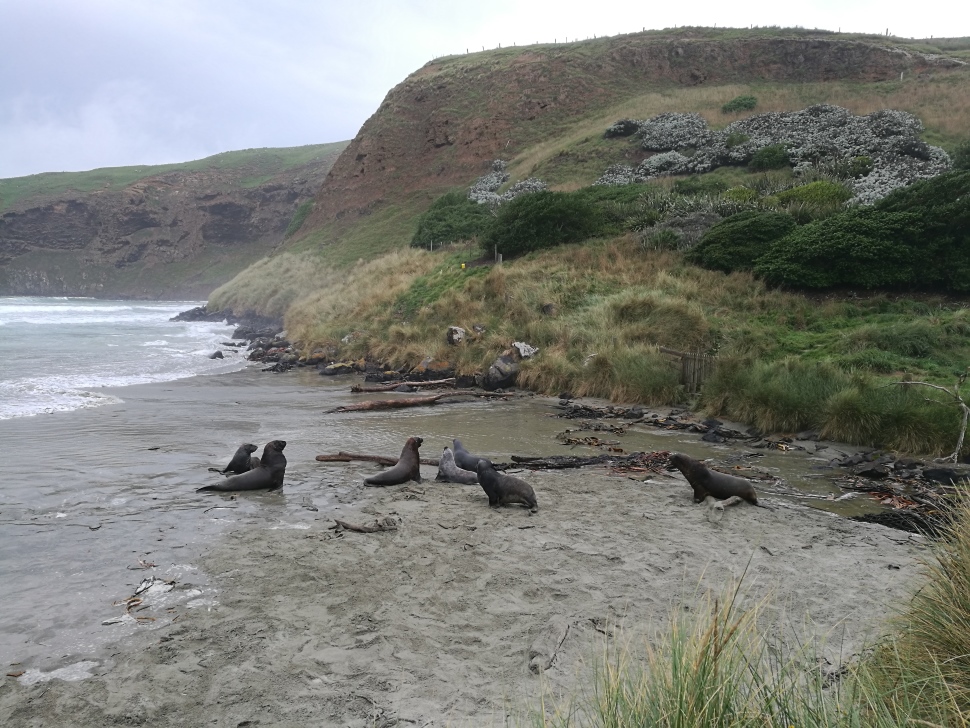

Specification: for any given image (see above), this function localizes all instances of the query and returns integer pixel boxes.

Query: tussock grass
[529,503,970,726]
[237,234,970,456]
[208,251,335,319]
[529,585,844,728]
[862,499,970,722]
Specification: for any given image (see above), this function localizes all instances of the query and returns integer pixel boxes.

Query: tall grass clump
[857,498,970,724]
[700,358,849,433]
[530,586,847,727]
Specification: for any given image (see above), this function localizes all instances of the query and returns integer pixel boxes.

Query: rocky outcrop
[0,143,347,299]
[593,105,951,203]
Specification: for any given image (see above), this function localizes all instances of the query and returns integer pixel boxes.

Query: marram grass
[526,501,970,728]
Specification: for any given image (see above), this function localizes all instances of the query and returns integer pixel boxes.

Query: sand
[0,455,926,726]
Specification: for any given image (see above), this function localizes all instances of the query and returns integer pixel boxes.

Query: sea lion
[453,438,484,472]
[198,440,287,492]
[436,447,479,485]
[364,437,423,486]
[476,459,538,512]
[668,452,764,506]
[208,443,259,475]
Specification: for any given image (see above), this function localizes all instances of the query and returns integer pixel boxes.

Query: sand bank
[0,452,925,726]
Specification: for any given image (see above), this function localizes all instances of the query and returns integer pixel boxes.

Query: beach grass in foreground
[527,501,970,727]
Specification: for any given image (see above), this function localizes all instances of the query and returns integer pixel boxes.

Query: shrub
[672,175,728,196]
[722,186,759,203]
[771,180,853,208]
[831,155,874,179]
[724,131,750,148]
[754,209,925,289]
[410,191,492,248]
[749,144,791,171]
[721,95,758,113]
[482,191,605,257]
[640,228,681,251]
[686,210,797,273]
[952,139,970,170]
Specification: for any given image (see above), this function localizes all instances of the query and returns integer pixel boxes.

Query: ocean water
[0,297,247,419]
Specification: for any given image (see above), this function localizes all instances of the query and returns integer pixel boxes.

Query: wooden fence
[659,346,718,394]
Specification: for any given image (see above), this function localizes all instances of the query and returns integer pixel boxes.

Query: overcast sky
[1,0,966,179]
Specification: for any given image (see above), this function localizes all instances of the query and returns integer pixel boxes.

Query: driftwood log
[325,391,509,414]
[315,451,440,466]
[333,518,399,533]
[351,378,456,393]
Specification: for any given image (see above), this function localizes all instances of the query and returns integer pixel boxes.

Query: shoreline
[0,366,929,726]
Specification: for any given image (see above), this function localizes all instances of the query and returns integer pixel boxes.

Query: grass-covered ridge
[0,142,347,213]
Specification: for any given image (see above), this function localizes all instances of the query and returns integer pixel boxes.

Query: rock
[541,303,558,316]
[341,331,363,345]
[209,351,224,360]
[394,384,417,393]
[479,353,519,391]
[411,357,454,380]
[320,362,355,376]
[922,467,970,484]
[232,325,280,341]
[511,342,538,360]
[446,326,466,345]
[795,430,820,441]
[850,463,891,479]
[558,392,575,401]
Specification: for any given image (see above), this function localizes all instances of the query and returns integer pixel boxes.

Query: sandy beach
[0,369,928,726]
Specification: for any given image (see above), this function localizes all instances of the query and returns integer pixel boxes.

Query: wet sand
[0,370,927,726]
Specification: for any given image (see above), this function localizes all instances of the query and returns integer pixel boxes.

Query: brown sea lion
[207,443,259,475]
[436,447,479,485]
[668,452,765,507]
[453,438,484,472]
[476,459,538,512]
[198,440,287,492]
[364,436,423,486]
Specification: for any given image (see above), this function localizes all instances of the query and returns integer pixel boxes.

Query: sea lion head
[268,440,286,451]
[668,452,690,471]
[476,458,494,476]
[243,443,259,454]
[407,436,423,449]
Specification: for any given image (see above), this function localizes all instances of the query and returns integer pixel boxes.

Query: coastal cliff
[0,143,347,299]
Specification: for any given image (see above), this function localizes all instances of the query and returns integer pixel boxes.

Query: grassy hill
[0,144,344,213]
[205,28,970,456]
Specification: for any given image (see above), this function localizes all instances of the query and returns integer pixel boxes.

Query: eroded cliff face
[0,146,346,299]
[304,34,964,234]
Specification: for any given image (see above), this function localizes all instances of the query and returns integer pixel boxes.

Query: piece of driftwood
[510,451,670,472]
[325,391,506,414]
[351,377,456,393]
[315,451,440,466]
[333,518,399,533]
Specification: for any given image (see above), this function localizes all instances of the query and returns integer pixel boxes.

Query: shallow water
[0,365,878,672]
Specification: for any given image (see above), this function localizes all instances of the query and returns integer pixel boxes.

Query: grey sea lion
[453,438,484,472]
[207,443,258,475]
[198,440,287,492]
[668,452,766,507]
[476,459,538,512]
[364,437,423,486]
[436,447,479,485]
